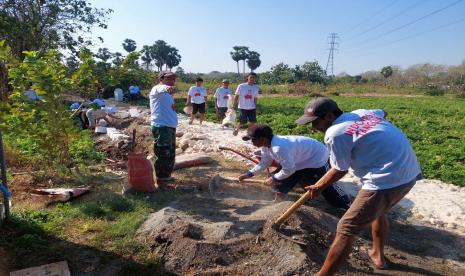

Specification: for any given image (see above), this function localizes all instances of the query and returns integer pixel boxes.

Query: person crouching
[238,125,351,209]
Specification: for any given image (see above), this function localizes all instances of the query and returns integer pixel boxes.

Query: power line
[358,0,464,45]
[325,33,339,76]
[345,16,465,54]
[344,0,424,43]
[342,0,398,36]
[379,16,465,47]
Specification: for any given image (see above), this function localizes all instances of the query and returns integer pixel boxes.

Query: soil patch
[137,177,465,275]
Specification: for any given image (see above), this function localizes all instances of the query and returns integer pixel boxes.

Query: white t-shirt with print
[235,83,259,110]
[249,135,329,180]
[188,86,207,104]
[325,109,421,191]
[214,87,232,108]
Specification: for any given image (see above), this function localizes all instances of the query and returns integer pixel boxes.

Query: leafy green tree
[65,55,79,76]
[122,51,140,69]
[0,42,75,167]
[175,67,193,82]
[71,47,98,97]
[122,38,137,53]
[301,61,327,83]
[112,52,123,66]
[0,0,112,101]
[292,65,304,81]
[109,52,152,90]
[246,51,261,72]
[269,63,294,84]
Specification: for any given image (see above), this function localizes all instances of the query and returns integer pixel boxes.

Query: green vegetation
[174,95,465,186]
[0,175,180,273]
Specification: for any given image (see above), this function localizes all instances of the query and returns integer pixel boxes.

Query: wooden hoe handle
[274,190,313,226]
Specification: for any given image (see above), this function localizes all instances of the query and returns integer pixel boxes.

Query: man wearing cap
[150,71,177,182]
[232,72,259,136]
[296,97,422,274]
[214,79,232,122]
[238,125,351,207]
[186,77,208,125]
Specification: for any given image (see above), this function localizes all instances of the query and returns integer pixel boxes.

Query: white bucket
[114,88,124,102]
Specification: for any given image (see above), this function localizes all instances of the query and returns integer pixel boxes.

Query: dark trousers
[273,163,351,209]
[152,126,176,178]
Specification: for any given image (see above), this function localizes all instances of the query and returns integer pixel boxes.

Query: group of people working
[147,71,422,275]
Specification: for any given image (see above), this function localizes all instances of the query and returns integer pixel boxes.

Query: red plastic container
[127,152,156,192]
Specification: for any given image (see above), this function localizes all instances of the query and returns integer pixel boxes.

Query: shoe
[232,129,238,136]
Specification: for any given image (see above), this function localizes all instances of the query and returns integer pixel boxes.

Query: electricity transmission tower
[325,33,339,76]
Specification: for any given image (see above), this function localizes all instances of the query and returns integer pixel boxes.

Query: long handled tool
[272,190,313,228]
[218,145,260,164]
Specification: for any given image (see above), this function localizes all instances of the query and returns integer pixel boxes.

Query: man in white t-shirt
[186,77,208,125]
[296,97,422,274]
[150,71,178,182]
[238,125,351,207]
[214,79,232,122]
[232,72,259,136]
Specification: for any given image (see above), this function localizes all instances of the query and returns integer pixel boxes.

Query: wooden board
[10,261,70,276]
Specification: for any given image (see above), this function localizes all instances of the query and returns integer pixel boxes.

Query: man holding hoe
[295,97,421,275]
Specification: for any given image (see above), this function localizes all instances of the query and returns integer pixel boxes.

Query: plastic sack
[222,109,236,126]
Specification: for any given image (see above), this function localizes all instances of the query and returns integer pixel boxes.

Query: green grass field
[176,95,465,186]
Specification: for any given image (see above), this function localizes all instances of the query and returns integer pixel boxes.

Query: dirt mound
[137,181,357,275]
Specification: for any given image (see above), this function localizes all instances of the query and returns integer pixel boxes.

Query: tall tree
[230,46,249,75]
[165,46,181,71]
[246,51,261,72]
[140,45,153,70]
[381,66,393,87]
[95,48,113,63]
[0,0,112,100]
[112,52,123,66]
[71,47,98,97]
[122,38,137,53]
[150,40,170,71]
[230,48,241,75]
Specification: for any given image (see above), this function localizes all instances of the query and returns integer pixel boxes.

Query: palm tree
[166,46,181,71]
[141,45,153,70]
[246,51,261,72]
[381,66,393,87]
[230,47,242,76]
[150,40,170,71]
[122,39,137,53]
[237,46,250,75]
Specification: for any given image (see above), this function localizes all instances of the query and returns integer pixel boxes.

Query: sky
[89,0,465,75]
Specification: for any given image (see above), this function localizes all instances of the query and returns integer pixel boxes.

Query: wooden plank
[10,261,70,276]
